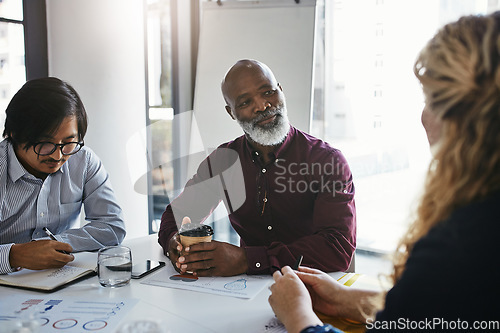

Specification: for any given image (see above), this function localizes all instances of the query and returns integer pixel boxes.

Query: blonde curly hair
[392,11,500,283]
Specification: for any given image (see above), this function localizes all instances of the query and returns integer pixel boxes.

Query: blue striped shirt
[0,139,126,273]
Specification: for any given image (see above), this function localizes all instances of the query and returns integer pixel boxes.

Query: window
[0,0,25,127]
[0,0,48,129]
[312,0,500,253]
[145,0,198,234]
[145,0,175,233]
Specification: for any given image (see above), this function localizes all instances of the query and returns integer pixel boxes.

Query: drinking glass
[97,246,132,287]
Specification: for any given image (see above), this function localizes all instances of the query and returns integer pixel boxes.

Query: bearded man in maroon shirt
[158,59,356,277]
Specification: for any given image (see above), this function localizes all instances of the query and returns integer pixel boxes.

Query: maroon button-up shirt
[158,126,356,274]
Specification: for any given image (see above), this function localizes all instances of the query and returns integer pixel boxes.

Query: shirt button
[343,190,348,194]
[255,151,259,156]
[40,212,44,217]
[263,198,267,203]
[255,262,261,268]
[267,225,272,230]
[262,168,266,173]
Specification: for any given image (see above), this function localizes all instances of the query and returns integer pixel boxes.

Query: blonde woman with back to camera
[268,11,500,333]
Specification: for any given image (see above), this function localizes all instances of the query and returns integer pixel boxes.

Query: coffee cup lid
[179,223,214,237]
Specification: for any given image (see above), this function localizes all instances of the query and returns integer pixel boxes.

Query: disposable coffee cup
[179,224,214,248]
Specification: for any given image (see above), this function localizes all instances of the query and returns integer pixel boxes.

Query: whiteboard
[192,0,317,151]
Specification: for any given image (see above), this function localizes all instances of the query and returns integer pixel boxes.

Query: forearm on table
[300,232,355,271]
[57,221,125,251]
[311,206,356,271]
[272,233,354,272]
[244,236,353,275]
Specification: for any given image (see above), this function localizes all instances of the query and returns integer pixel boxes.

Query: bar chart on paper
[0,294,138,332]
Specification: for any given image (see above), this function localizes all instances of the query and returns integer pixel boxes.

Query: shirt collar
[243,124,295,161]
[7,141,29,182]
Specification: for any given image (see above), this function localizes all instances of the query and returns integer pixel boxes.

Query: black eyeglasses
[32,141,84,156]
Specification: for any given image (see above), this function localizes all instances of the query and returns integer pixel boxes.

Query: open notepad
[0,251,97,292]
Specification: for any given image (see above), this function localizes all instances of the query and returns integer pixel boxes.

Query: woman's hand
[295,266,348,318]
[268,266,322,333]
[297,266,381,323]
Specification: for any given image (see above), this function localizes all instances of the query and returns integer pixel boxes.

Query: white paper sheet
[140,263,272,299]
[0,294,138,332]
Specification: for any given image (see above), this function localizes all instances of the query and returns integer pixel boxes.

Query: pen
[43,227,70,254]
[293,255,303,270]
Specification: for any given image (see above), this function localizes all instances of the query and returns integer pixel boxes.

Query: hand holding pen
[9,231,73,270]
[43,227,71,254]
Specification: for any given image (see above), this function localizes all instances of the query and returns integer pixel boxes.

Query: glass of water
[98,246,132,287]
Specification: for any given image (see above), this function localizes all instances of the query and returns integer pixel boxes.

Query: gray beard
[235,105,290,146]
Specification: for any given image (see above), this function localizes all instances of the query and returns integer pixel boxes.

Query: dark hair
[3,77,88,149]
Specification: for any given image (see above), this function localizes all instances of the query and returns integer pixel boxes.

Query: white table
[0,235,276,333]
[1,235,385,333]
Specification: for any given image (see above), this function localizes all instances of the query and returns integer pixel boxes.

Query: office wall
[193,0,317,151]
[46,0,149,239]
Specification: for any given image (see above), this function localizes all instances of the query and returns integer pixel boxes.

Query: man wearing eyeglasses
[0,77,126,274]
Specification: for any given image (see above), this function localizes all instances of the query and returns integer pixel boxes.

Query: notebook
[0,251,97,292]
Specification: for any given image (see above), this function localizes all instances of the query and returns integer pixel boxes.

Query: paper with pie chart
[0,295,138,332]
[141,263,271,299]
